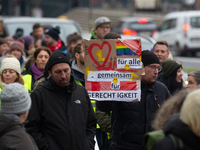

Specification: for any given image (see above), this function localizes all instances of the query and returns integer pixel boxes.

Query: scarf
[32,63,42,81]
[47,39,62,52]
[0,78,7,88]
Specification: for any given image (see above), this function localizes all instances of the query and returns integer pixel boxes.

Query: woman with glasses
[158,59,184,95]
[0,56,28,92]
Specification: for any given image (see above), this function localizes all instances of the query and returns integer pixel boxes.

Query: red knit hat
[9,39,24,54]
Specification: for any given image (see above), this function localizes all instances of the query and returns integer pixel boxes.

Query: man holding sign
[96,50,170,150]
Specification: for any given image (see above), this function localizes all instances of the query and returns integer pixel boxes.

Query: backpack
[142,129,183,150]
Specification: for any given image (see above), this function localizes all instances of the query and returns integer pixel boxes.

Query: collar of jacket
[90,28,97,39]
[71,59,84,74]
[47,75,76,93]
[58,40,67,50]
[141,81,155,92]
[0,114,22,136]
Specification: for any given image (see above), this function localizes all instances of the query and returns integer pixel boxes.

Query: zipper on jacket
[154,94,157,100]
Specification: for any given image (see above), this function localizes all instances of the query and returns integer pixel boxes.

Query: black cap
[44,50,71,78]
[45,26,60,41]
[142,50,160,67]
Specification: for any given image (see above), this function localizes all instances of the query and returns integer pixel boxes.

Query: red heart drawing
[88,41,112,68]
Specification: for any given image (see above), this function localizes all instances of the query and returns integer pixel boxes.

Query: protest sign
[0,20,3,35]
[83,39,143,102]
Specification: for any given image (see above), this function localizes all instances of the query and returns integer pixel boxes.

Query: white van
[0,17,82,45]
[156,11,200,56]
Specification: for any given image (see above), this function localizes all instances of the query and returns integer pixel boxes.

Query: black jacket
[0,114,38,150]
[97,81,170,150]
[25,75,97,150]
[153,113,200,150]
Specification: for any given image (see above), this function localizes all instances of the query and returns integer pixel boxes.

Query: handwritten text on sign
[83,39,142,102]
[88,90,141,101]
[87,71,138,81]
[117,58,142,69]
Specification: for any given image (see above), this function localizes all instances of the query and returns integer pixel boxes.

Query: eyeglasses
[99,26,110,30]
[148,65,162,72]
[77,51,84,54]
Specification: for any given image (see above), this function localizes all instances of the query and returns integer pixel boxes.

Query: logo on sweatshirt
[75,100,81,104]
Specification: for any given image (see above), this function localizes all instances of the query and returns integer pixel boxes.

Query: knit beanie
[180,88,200,137]
[162,59,182,79]
[45,26,60,41]
[0,83,31,114]
[0,57,21,75]
[20,35,34,50]
[9,40,24,54]
[44,50,71,78]
[142,50,160,67]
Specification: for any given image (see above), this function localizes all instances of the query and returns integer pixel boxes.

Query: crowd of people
[0,16,200,150]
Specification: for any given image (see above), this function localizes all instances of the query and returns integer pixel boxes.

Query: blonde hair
[180,88,200,137]
[152,88,192,130]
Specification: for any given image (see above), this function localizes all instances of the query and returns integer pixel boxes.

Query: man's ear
[75,52,79,59]
[94,27,97,33]
[167,51,170,57]
[48,70,52,77]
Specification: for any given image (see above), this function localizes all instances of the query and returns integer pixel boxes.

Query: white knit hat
[0,83,31,114]
[0,57,21,75]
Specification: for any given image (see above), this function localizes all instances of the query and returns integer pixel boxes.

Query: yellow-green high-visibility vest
[22,74,32,92]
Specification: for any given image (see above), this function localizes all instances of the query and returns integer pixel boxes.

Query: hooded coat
[25,50,96,150]
[25,75,96,150]
[97,81,170,150]
[153,113,200,150]
[0,114,38,150]
[71,59,85,86]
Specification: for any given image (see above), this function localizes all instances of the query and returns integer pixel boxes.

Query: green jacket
[90,28,97,39]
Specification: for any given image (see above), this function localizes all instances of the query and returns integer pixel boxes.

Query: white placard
[87,71,138,81]
[88,90,141,101]
[117,58,142,69]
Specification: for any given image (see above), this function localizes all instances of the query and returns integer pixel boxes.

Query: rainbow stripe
[116,41,137,56]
